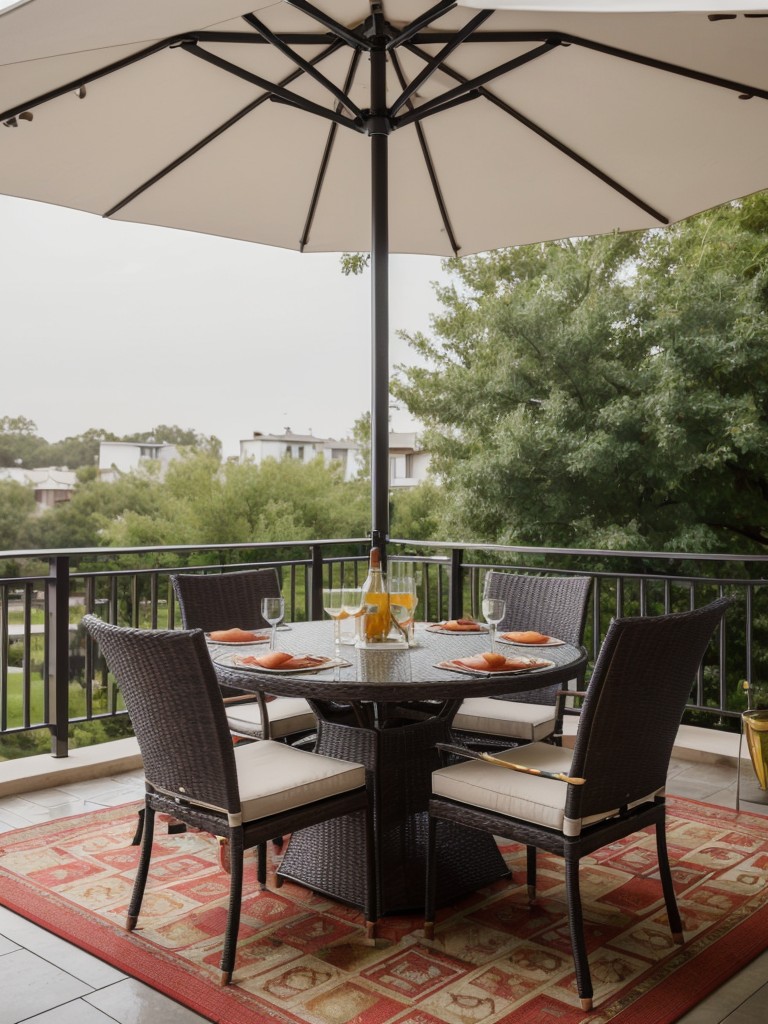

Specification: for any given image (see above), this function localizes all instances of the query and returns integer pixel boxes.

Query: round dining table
[212,619,587,915]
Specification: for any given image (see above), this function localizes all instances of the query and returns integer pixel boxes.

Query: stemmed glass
[340,587,364,645]
[389,575,418,644]
[322,588,345,646]
[261,596,285,651]
[481,580,506,652]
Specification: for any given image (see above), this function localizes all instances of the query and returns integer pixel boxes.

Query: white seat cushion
[434,743,572,831]
[453,697,555,742]
[226,696,316,739]
[433,743,663,837]
[234,740,365,822]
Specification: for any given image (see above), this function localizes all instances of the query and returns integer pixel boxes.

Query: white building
[388,432,431,488]
[239,428,430,487]
[0,466,77,510]
[239,429,364,482]
[98,441,180,482]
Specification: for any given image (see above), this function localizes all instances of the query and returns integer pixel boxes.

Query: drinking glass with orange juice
[389,576,418,645]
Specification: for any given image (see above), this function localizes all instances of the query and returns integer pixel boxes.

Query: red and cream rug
[2,797,768,1024]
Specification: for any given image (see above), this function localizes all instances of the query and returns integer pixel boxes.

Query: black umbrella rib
[242,12,363,121]
[300,49,362,252]
[559,30,768,103]
[103,40,345,220]
[390,9,494,117]
[180,42,363,132]
[286,0,371,51]
[407,27,768,102]
[386,0,458,50]
[390,49,460,256]
[0,37,174,123]
[405,41,668,225]
[396,41,557,126]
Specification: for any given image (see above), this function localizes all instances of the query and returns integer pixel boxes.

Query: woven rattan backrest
[82,615,240,816]
[484,572,592,646]
[171,569,281,632]
[566,597,731,823]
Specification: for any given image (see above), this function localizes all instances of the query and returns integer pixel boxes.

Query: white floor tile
[0,948,93,1024]
[20,1000,120,1024]
[85,978,210,1024]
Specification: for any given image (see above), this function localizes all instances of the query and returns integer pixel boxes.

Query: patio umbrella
[2,1,768,548]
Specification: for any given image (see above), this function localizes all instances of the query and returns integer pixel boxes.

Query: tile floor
[0,760,767,1024]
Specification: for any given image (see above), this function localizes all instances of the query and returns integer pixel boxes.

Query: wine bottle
[362,546,390,642]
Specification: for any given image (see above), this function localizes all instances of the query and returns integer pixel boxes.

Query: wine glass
[389,575,418,644]
[340,587,364,645]
[322,587,345,646]
[481,596,506,652]
[261,596,285,650]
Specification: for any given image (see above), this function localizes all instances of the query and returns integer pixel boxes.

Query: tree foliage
[0,420,220,468]
[98,451,370,548]
[392,195,768,553]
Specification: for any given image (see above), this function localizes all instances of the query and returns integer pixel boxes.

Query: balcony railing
[2,537,767,759]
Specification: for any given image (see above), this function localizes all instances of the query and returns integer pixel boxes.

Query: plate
[497,635,565,647]
[426,622,488,635]
[435,657,555,676]
[205,632,270,646]
[213,652,346,674]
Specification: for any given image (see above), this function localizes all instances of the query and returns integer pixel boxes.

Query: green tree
[0,480,36,550]
[352,412,371,481]
[48,428,118,469]
[393,197,768,553]
[99,451,370,547]
[0,416,50,468]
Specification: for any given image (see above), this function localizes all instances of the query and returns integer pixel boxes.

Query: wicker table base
[277,707,509,914]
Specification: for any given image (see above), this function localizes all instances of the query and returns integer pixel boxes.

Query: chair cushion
[234,740,366,821]
[226,697,316,740]
[433,743,663,837]
[453,697,555,742]
[434,743,571,831]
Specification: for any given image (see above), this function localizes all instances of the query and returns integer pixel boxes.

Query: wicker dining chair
[452,573,592,748]
[171,569,316,744]
[426,596,731,1011]
[82,615,376,986]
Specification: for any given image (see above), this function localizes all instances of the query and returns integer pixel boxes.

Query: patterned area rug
[2,797,768,1024]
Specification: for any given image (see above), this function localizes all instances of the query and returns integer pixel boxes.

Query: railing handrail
[2,537,764,761]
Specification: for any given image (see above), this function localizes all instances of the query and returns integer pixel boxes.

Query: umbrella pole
[370,43,390,557]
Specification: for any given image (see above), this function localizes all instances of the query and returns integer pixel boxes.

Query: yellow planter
[742,710,768,790]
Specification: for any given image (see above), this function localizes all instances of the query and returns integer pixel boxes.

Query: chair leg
[127,802,155,931]
[526,846,537,903]
[132,808,186,847]
[424,813,438,941]
[656,819,684,944]
[131,807,145,846]
[564,856,593,1011]
[257,841,268,891]
[363,798,377,942]
[219,828,244,986]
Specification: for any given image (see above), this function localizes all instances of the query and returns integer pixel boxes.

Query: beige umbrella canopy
[2,0,768,544]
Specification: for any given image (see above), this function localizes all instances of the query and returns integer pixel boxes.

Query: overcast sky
[1,194,449,460]
[0,0,452,459]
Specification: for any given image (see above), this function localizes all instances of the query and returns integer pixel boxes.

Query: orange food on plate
[452,653,507,672]
[239,652,327,670]
[481,651,507,669]
[451,652,537,672]
[240,651,294,668]
[501,630,550,644]
[441,618,483,632]
[208,627,266,642]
